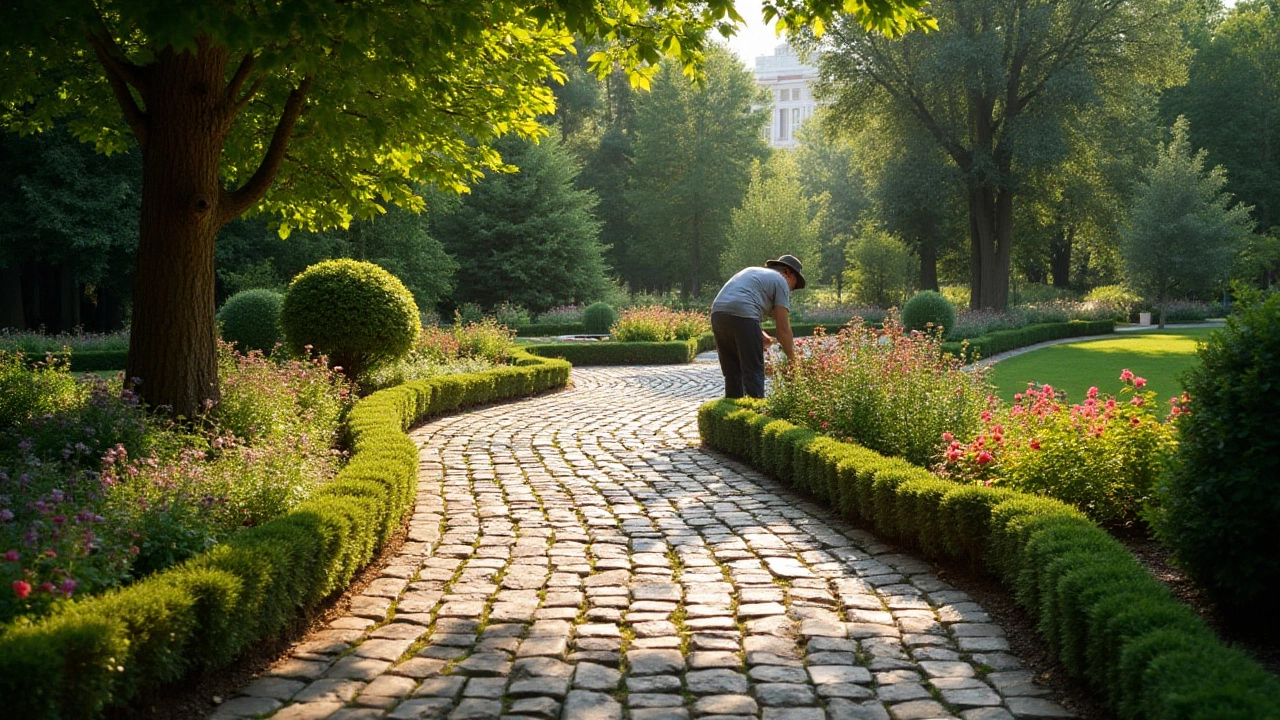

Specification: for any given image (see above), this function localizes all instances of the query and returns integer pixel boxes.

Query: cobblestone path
[211,366,1075,720]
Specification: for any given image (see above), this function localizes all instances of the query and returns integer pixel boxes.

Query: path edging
[697,398,1280,719]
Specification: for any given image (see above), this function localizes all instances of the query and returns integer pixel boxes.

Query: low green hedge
[698,399,1280,719]
[525,333,715,365]
[14,349,131,372]
[514,322,586,337]
[0,350,570,718]
[943,320,1115,362]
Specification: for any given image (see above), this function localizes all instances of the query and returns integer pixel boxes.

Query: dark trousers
[711,312,765,398]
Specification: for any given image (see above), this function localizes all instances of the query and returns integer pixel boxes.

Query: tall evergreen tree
[628,46,770,296]
[1124,117,1254,327]
[432,133,609,313]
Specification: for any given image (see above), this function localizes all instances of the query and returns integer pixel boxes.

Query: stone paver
[210,366,1075,720]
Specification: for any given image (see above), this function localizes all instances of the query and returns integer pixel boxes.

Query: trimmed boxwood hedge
[942,319,1115,362]
[514,322,586,337]
[525,333,715,365]
[0,350,569,718]
[698,398,1280,720]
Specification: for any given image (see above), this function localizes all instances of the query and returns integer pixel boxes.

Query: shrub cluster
[281,259,421,381]
[216,289,283,354]
[536,304,585,325]
[768,318,989,467]
[1152,292,1280,624]
[947,302,1127,340]
[0,352,84,429]
[514,322,586,337]
[526,334,715,366]
[901,290,956,333]
[942,320,1115,362]
[940,372,1177,524]
[0,350,569,716]
[611,306,709,342]
[698,400,1280,719]
[368,320,518,390]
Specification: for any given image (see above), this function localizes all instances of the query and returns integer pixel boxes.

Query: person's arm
[771,305,795,362]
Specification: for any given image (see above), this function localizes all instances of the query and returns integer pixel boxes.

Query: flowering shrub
[0,352,85,429]
[946,300,1130,340]
[939,370,1178,523]
[612,307,710,342]
[0,346,350,623]
[492,302,531,328]
[767,317,990,466]
[366,320,513,389]
[453,317,517,362]
[536,304,584,324]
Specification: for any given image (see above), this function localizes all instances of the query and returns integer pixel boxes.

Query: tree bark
[125,44,230,417]
[968,183,1012,310]
[0,265,23,330]
[1049,225,1073,288]
[918,244,938,292]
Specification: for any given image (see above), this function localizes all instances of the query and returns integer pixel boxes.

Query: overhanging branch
[87,32,149,151]
[219,74,314,224]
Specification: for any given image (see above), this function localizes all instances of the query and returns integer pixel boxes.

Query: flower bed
[698,399,1280,719]
[525,333,715,365]
[611,306,709,342]
[1,347,350,623]
[0,349,569,716]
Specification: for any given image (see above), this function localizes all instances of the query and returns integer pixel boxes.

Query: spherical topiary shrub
[281,259,420,381]
[901,290,956,334]
[217,288,283,354]
[1153,292,1280,626]
[583,302,617,334]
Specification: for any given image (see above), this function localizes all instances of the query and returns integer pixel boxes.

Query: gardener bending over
[709,254,805,398]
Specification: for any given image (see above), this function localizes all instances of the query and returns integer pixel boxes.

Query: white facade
[754,43,819,148]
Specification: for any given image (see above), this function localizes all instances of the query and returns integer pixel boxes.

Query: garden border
[0,350,570,717]
[942,320,1116,362]
[698,398,1280,719]
[524,333,716,365]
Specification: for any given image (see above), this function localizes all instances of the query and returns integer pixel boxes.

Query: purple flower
[0,510,12,522]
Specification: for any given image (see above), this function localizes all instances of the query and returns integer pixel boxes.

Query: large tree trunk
[968,184,1012,310]
[0,265,23,330]
[1049,225,1073,289]
[918,244,938,292]
[125,46,230,417]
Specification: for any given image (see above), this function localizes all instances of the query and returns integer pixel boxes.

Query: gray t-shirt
[711,266,791,321]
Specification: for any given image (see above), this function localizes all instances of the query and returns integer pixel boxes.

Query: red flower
[12,580,31,599]
[2,550,17,562]
[976,451,993,465]
[1029,439,1041,451]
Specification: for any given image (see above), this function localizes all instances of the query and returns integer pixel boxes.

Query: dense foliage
[280,260,421,382]
[1153,291,1280,624]
[216,289,283,354]
[767,318,989,466]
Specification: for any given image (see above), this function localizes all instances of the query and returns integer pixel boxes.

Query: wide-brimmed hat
[766,255,807,290]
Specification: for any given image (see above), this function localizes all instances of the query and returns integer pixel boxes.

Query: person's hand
[762,331,775,348]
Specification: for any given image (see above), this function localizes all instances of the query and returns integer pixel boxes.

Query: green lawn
[986,326,1217,403]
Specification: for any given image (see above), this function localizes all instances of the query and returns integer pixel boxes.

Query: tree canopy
[722,152,822,278]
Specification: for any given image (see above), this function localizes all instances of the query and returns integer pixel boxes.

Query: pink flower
[1134,376,1147,388]
[942,432,954,442]
[1120,369,1135,382]
[975,451,993,465]
[3,550,18,562]
[12,580,31,599]
[39,582,55,594]
[1087,386,1099,399]
[1130,397,1144,406]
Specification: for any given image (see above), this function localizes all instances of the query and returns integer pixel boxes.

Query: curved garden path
[209,366,1075,720]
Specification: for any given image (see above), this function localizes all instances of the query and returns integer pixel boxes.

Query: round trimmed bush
[281,260,420,380]
[583,302,617,334]
[217,289,283,353]
[901,290,956,334]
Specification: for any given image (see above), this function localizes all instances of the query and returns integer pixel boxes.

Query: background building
[754,43,819,148]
